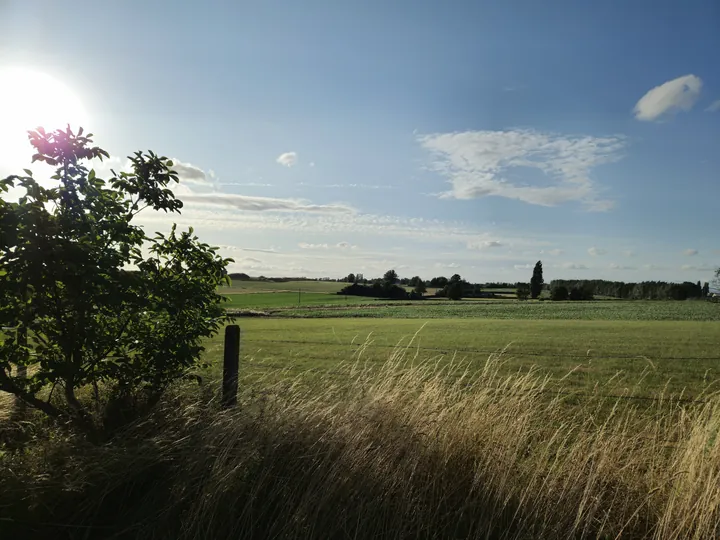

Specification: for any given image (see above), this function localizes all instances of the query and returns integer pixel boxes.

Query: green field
[220,279,347,294]
[223,291,379,309]
[227,296,720,321]
[204,316,720,398]
[212,285,720,398]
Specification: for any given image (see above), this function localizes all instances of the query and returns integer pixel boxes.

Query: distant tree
[399,277,410,286]
[702,282,710,297]
[530,261,544,299]
[516,283,530,300]
[430,276,448,288]
[383,269,398,286]
[409,276,422,287]
[569,285,593,301]
[346,273,356,283]
[414,281,427,295]
[446,281,463,300]
[450,273,462,284]
[550,285,569,301]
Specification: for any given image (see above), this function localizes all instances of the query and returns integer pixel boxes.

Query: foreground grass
[2,348,720,539]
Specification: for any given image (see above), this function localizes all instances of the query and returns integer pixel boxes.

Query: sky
[0,0,718,284]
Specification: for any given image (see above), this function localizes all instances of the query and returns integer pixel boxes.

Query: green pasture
[204,317,720,399]
[234,298,720,322]
[220,279,347,294]
[223,291,378,309]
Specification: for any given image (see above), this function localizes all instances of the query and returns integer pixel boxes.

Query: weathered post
[222,324,240,408]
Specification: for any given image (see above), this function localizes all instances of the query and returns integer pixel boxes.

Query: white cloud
[467,240,503,250]
[540,248,564,256]
[562,263,588,270]
[623,250,636,257]
[276,152,298,167]
[633,75,702,121]
[609,263,636,270]
[684,249,699,256]
[514,264,533,270]
[705,99,720,113]
[298,241,357,250]
[419,129,624,210]
[588,247,606,256]
[171,159,213,185]
[681,264,715,272]
[435,262,460,269]
[181,193,354,214]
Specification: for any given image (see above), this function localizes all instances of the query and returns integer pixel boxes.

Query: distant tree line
[548,279,710,301]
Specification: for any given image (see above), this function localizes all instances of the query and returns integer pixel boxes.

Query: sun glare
[0,67,89,165]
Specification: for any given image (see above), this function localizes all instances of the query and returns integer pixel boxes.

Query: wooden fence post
[222,325,240,408]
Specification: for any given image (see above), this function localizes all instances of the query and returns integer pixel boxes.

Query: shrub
[0,127,232,435]
[550,286,569,301]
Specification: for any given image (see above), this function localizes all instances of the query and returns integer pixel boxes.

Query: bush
[550,286,569,301]
[0,127,232,435]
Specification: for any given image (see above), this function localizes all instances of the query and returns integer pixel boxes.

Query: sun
[0,66,89,164]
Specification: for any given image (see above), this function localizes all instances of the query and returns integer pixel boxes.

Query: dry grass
[2,341,720,539]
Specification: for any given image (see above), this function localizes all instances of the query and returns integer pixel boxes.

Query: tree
[0,127,232,434]
[550,285,569,301]
[346,273,356,283]
[409,276,422,287]
[446,281,463,300]
[530,261,544,299]
[429,276,448,288]
[450,273,462,284]
[414,281,427,295]
[702,282,710,297]
[516,284,530,300]
[383,269,398,286]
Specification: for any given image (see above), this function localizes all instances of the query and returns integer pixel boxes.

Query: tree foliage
[530,261,544,299]
[550,285,569,301]
[0,127,233,433]
[516,284,530,301]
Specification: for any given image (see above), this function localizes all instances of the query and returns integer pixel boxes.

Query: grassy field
[223,291,378,309]
[220,279,347,294]
[203,317,720,398]
[230,297,720,321]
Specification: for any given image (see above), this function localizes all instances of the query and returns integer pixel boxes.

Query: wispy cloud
[681,264,715,272]
[609,263,636,270]
[514,264,533,270]
[623,250,637,257]
[562,263,588,270]
[297,182,395,190]
[684,249,699,256]
[181,193,354,214]
[633,75,703,121]
[435,262,460,269]
[467,240,503,250]
[540,248,564,256]
[588,247,606,256]
[419,129,624,210]
[705,99,720,113]
[299,241,357,250]
[171,159,213,185]
[276,152,298,167]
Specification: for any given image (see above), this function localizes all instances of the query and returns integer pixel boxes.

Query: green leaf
[23,169,33,177]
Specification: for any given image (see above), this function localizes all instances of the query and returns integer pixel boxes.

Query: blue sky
[1,0,718,283]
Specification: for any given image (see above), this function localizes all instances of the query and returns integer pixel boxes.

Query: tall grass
[2,342,720,539]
